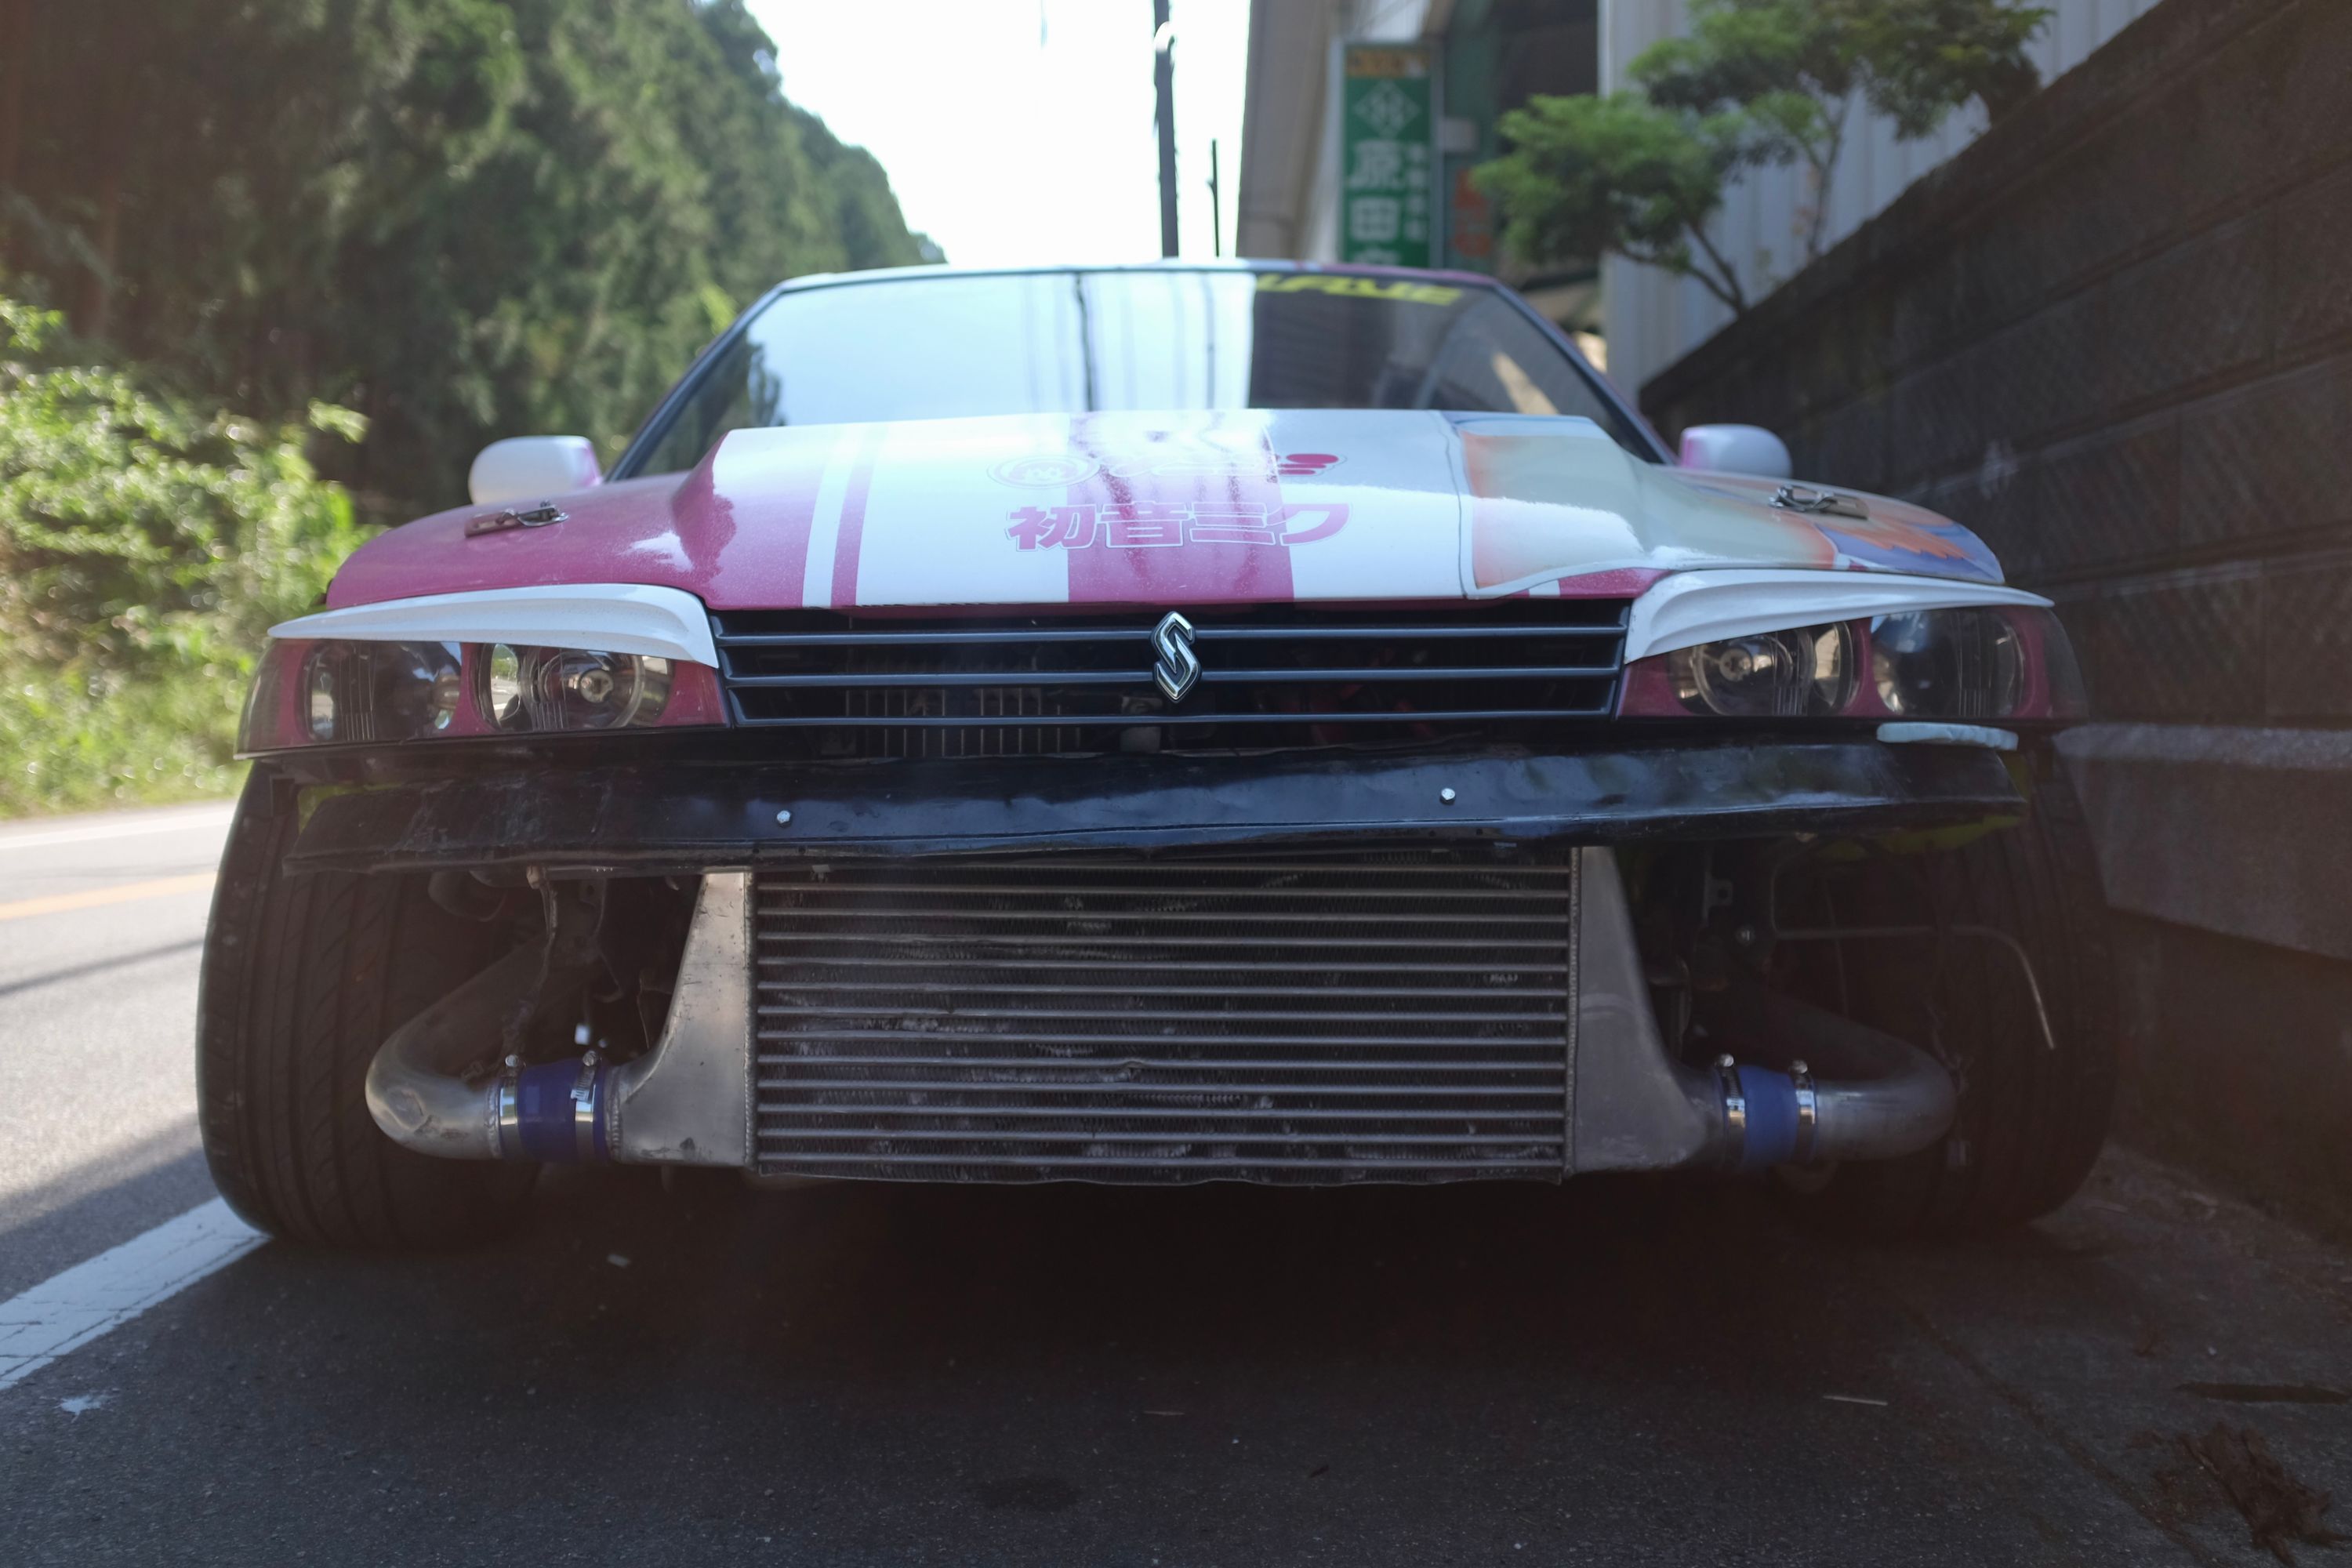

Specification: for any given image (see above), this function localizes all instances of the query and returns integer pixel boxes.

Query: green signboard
[1338,42,1434,269]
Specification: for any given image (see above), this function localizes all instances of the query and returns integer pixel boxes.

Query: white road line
[0,1199,264,1392]
[0,806,237,854]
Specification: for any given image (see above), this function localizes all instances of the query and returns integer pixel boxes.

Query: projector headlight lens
[1668,622,1855,717]
[474,645,673,733]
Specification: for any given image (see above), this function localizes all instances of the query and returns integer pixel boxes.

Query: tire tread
[198,770,534,1248]
[1781,753,2118,1238]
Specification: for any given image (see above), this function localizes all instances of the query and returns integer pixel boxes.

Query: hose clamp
[571,1051,602,1163]
[1715,1054,1747,1171]
[1788,1058,1818,1167]
[494,1054,524,1160]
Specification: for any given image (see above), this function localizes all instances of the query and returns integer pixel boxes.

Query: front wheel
[1773,752,2119,1238]
[197,769,536,1247]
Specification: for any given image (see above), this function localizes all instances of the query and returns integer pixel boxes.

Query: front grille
[753,847,1576,1183]
[710,602,1628,758]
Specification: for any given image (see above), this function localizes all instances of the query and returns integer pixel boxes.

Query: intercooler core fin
[753,847,1574,1183]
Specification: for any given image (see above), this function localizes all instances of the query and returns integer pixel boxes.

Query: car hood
[327,410,2003,612]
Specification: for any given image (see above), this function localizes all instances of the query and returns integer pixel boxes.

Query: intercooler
[753,847,1577,1182]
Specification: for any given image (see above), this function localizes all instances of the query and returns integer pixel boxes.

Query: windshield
[630,269,1657,474]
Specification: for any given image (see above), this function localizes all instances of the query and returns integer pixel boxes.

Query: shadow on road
[0,937,205,1003]
[9,1161,2341,1565]
[0,1123,211,1300]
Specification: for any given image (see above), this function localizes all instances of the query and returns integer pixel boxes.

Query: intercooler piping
[1694,981,1958,1171]
[362,853,1952,1177]
[363,890,616,1163]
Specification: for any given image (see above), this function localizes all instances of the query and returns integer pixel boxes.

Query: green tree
[1478,93,1759,314]
[2,0,936,808]
[1477,0,2048,310]
[0,0,930,520]
[0,0,934,815]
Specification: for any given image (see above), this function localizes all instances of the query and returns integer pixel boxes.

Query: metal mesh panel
[753,847,1575,1183]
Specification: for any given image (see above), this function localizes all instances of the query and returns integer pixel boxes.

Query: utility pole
[1208,139,1221,257]
[1153,0,1178,257]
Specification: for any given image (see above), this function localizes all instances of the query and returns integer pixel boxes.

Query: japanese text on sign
[1339,43,1434,269]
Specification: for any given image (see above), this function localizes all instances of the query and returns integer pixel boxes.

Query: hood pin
[465,501,568,537]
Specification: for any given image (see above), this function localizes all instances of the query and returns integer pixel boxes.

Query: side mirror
[1678,424,1792,478]
[468,436,603,507]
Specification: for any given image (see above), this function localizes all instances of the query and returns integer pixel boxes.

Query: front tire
[197,769,535,1247]
[1774,752,2118,1238]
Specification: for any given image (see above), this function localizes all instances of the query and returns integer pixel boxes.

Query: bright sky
[751,0,1252,268]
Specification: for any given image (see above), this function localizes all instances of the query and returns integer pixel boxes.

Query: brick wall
[1639,0,2352,1235]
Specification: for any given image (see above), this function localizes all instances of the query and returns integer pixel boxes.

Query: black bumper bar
[283,739,2024,873]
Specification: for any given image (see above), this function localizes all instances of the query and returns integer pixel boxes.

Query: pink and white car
[200,263,2112,1247]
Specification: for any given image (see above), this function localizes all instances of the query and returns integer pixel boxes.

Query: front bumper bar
[288,738,2022,874]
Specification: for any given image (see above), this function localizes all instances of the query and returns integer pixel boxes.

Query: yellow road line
[0,873,216,923]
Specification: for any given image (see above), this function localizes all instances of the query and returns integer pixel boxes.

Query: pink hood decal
[328,411,2003,612]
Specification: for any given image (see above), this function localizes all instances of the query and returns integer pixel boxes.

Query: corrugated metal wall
[1598,0,2166,398]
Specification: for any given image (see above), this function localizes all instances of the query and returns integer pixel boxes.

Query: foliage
[1476,0,2048,309]
[2,0,930,521]
[0,659,252,817]
[1830,0,2052,128]
[0,0,928,815]
[1479,94,1759,314]
[0,296,364,814]
[1636,0,2051,259]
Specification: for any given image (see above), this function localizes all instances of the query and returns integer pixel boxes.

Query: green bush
[0,296,364,816]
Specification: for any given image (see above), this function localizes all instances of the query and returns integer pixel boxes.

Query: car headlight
[1667,623,1854,717]
[1871,608,2022,719]
[1622,607,2086,722]
[280,641,462,746]
[240,639,719,753]
[477,644,673,732]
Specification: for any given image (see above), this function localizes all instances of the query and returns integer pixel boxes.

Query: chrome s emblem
[1151,611,1201,702]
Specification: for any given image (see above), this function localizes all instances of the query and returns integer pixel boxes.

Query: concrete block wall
[1639,0,2352,1235]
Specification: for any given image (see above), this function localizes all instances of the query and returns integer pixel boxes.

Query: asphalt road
[0,803,233,1300]
[3,804,2349,1566]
